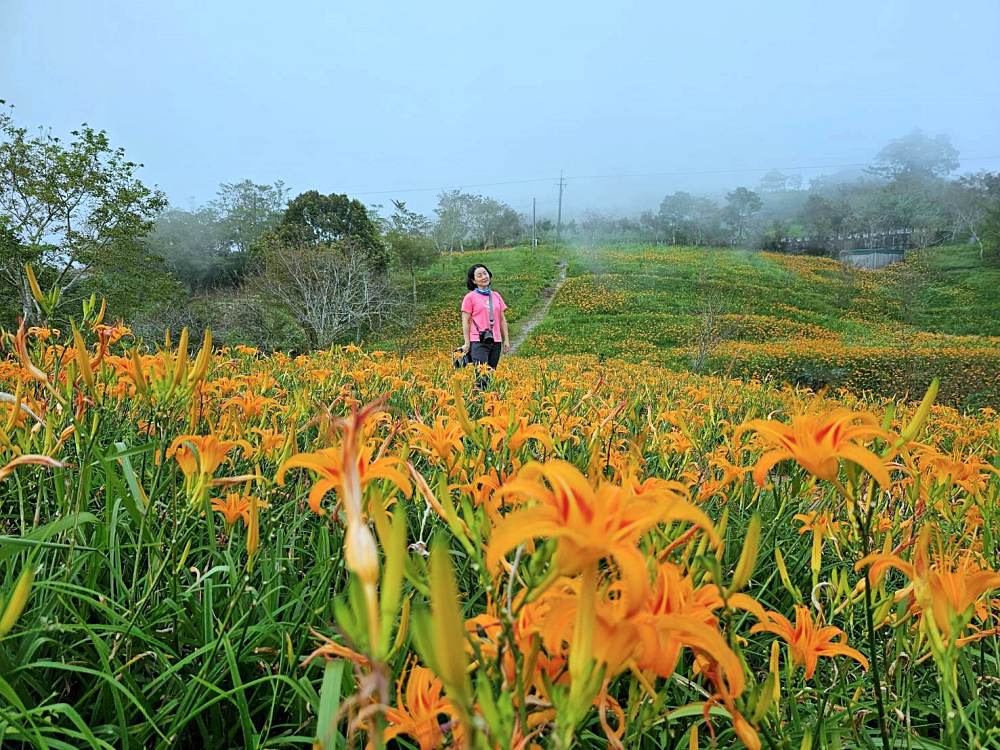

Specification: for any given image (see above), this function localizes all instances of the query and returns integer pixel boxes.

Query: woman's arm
[500,310,511,352]
[461,311,472,353]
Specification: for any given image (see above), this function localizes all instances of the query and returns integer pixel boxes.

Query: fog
[3,0,998,221]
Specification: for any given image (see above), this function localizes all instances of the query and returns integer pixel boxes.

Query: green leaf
[316,659,345,750]
[0,513,99,563]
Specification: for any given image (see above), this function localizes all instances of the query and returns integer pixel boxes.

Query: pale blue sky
[3,0,999,218]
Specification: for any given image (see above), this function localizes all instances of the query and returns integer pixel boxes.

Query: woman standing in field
[460,264,510,384]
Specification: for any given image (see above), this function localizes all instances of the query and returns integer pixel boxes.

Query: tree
[973,173,1000,261]
[274,190,387,272]
[759,170,789,193]
[388,199,432,236]
[723,187,762,244]
[657,191,720,245]
[0,102,166,322]
[210,179,287,255]
[939,172,1000,260]
[255,239,399,349]
[387,201,438,303]
[801,194,850,240]
[432,190,472,253]
[145,207,231,290]
[0,218,26,326]
[430,191,522,251]
[390,232,438,304]
[469,196,522,249]
[869,129,960,181]
[81,237,186,326]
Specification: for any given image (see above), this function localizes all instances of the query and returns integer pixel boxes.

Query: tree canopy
[0,102,166,323]
[273,190,387,271]
[869,129,960,181]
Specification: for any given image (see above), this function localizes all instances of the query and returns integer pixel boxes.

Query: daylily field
[1,247,1000,749]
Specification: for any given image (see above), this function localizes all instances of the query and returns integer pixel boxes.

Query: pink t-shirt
[462,290,508,342]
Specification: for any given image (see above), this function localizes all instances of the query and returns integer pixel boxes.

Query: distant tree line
[559,130,1000,258]
[4,103,1000,353]
[0,101,537,351]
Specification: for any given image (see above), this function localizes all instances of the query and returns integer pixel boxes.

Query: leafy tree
[869,129,960,181]
[0,218,24,325]
[433,190,473,252]
[274,190,387,271]
[390,232,438,304]
[387,201,438,302]
[145,207,232,290]
[0,102,166,322]
[801,194,850,239]
[657,191,720,245]
[146,179,286,291]
[210,179,287,255]
[79,238,186,326]
[431,191,522,251]
[975,173,1000,261]
[388,199,432,236]
[469,196,523,248]
[723,187,762,244]
[759,170,789,193]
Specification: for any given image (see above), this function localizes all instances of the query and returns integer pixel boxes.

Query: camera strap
[476,291,495,341]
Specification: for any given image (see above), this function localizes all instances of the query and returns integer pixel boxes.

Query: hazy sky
[3,0,999,219]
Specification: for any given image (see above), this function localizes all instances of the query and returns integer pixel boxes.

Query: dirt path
[508,259,568,355]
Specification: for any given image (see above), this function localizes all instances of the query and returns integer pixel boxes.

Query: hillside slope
[380,244,1000,407]
[367,245,563,355]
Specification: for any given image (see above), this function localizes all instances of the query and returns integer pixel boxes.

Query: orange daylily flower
[247,426,289,459]
[857,526,1000,643]
[794,510,841,539]
[487,460,718,603]
[633,561,764,686]
[384,664,455,750]
[211,493,268,527]
[479,409,554,453]
[736,408,892,488]
[454,468,505,524]
[529,581,643,679]
[698,451,750,500]
[92,322,131,344]
[750,605,868,679]
[221,392,279,421]
[913,445,999,497]
[280,399,410,651]
[27,326,60,341]
[276,440,412,516]
[526,575,752,744]
[410,415,465,474]
[167,434,247,481]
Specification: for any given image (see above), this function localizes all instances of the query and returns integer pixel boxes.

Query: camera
[479,328,494,343]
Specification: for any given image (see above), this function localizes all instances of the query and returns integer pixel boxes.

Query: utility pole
[531,197,536,249]
[556,170,565,241]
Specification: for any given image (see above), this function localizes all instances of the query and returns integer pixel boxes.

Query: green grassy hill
[374,243,1000,408]
[368,245,563,354]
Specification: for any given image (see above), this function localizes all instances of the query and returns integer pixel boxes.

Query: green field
[380,243,1000,408]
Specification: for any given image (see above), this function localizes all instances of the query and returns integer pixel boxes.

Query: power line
[347,154,1000,198]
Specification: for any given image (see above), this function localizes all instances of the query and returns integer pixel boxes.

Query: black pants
[471,340,502,369]
[471,340,502,388]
